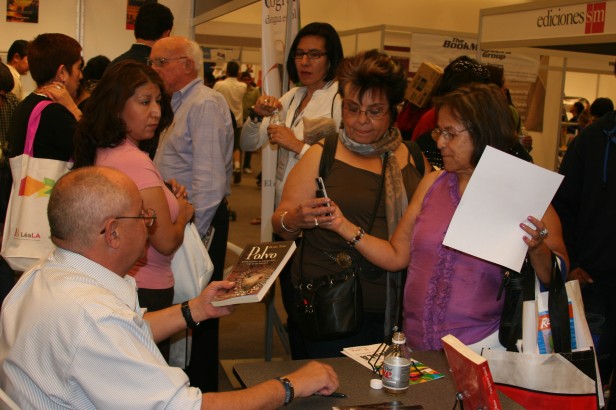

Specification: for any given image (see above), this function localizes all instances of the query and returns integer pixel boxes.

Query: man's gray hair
[185,39,204,79]
[48,167,131,250]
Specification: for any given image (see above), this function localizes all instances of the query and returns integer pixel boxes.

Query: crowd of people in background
[0,2,615,409]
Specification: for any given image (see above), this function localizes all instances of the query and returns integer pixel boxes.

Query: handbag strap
[402,140,425,176]
[24,100,53,156]
[318,132,338,179]
[500,255,536,351]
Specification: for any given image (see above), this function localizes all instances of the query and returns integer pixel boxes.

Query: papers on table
[442,146,563,272]
[341,343,383,371]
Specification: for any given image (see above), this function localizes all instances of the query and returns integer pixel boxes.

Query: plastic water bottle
[270,109,284,126]
[269,109,284,143]
[382,332,411,394]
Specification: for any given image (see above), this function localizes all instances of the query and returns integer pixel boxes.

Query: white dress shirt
[0,248,202,409]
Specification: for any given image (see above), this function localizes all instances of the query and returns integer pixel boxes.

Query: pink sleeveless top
[404,171,503,350]
[96,140,179,290]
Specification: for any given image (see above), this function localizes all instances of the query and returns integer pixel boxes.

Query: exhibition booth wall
[480,0,616,170]
[199,0,615,170]
[1,0,614,172]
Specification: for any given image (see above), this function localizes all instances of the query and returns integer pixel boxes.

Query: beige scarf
[339,127,407,238]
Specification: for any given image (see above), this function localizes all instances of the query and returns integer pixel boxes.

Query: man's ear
[184,58,195,74]
[102,220,121,249]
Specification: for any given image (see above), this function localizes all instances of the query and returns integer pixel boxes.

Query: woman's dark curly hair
[337,49,408,123]
[73,60,173,168]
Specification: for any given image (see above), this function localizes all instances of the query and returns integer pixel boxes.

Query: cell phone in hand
[315,177,332,216]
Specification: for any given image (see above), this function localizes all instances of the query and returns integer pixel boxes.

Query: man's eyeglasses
[343,103,389,120]
[292,50,327,60]
[432,127,467,142]
[146,56,188,68]
[100,208,157,234]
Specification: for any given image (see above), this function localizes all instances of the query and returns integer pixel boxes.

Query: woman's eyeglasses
[292,50,327,60]
[432,127,467,142]
[343,103,389,120]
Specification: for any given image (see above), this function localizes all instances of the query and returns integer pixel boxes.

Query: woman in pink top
[73,61,194,360]
[322,83,569,352]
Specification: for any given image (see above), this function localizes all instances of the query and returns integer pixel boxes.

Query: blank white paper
[442,146,563,272]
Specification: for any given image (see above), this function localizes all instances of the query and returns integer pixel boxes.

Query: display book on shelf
[441,334,502,410]
[211,241,296,307]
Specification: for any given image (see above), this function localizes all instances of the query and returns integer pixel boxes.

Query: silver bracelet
[280,211,300,233]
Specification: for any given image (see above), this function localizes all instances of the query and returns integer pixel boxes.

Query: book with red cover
[211,241,296,307]
[441,334,502,410]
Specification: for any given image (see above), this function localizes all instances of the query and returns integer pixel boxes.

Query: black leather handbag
[294,266,363,341]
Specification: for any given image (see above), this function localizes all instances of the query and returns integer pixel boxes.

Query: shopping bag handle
[23,100,53,156]
[548,254,571,353]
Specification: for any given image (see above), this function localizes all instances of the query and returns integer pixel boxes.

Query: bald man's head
[150,36,202,94]
[48,167,139,251]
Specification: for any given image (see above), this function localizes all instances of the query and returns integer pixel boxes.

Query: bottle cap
[370,379,383,389]
[392,331,406,344]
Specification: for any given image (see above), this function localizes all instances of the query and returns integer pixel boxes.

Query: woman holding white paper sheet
[320,83,568,351]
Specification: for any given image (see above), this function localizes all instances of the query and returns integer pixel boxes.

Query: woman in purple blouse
[322,83,568,352]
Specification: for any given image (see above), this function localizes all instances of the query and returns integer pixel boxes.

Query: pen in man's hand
[314,392,348,398]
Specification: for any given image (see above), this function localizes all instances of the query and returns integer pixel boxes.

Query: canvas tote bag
[1,101,71,271]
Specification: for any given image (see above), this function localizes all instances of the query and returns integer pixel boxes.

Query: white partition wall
[81,0,192,64]
[0,0,192,95]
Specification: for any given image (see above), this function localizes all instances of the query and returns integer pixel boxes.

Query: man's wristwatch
[180,301,200,329]
[275,377,294,405]
[248,106,263,123]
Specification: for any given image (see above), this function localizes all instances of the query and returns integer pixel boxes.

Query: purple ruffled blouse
[404,171,504,350]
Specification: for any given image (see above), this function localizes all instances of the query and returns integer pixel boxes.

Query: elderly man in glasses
[149,35,234,392]
[0,166,339,409]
